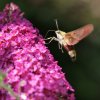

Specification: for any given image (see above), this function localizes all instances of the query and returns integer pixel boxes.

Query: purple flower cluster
[0,3,75,100]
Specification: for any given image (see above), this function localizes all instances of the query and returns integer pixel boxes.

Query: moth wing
[64,24,94,45]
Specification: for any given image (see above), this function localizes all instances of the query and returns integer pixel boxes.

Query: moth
[45,20,94,61]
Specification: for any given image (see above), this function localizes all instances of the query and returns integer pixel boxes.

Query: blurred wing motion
[65,24,94,45]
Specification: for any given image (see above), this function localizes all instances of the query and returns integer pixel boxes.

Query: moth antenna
[55,19,60,30]
[45,30,55,38]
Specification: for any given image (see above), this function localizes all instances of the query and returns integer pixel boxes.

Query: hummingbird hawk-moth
[45,20,94,61]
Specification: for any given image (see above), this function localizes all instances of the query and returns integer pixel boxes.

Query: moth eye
[57,31,60,34]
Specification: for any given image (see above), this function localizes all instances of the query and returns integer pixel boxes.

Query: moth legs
[58,42,64,53]
[44,37,59,44]
[45,37,64,52]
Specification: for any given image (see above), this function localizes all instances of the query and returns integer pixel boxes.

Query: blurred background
[0,0,100,100]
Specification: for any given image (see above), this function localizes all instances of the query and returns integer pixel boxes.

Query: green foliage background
[0,0,100,100]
